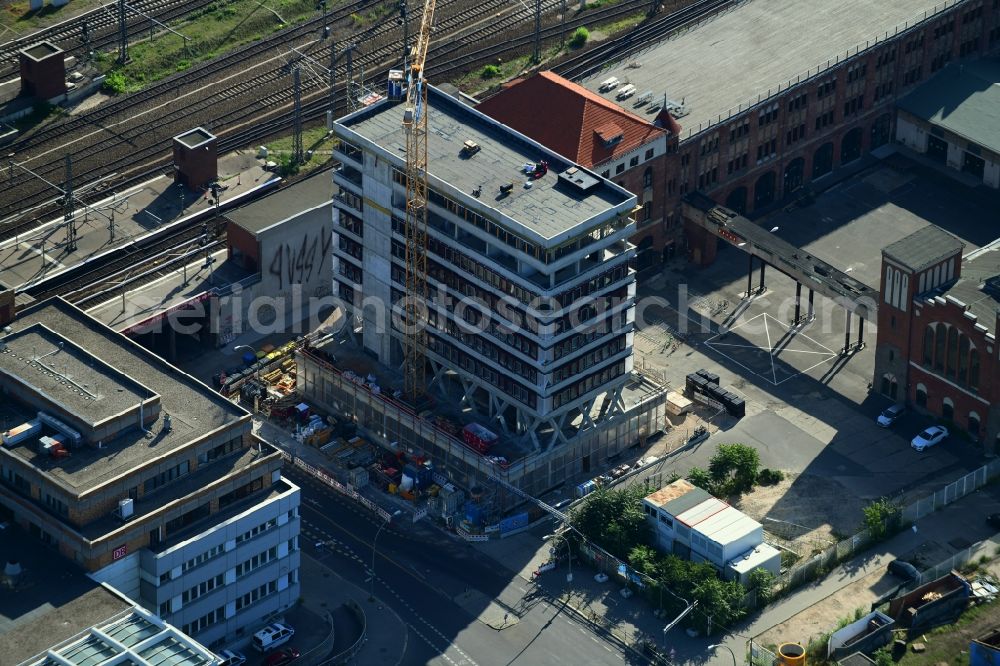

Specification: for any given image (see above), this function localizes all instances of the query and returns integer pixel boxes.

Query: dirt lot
[756,554,1000,660]
[735,472,867,557]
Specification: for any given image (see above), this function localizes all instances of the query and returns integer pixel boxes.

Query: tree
[687,467,714,493]
[863,497,901,540]
[708,443,760,494]
[747,567,775,606]
[571,485,651,559]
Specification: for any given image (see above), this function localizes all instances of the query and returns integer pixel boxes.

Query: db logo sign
[113,545,127,560]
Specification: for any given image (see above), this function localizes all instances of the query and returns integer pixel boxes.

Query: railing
[322,600,367,665]
[771,457,1000,595]
[299,611,336,666]
[680,0,968,141]
[279,450,393,522]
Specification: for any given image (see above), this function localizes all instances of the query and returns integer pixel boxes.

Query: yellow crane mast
[402,0,436,399]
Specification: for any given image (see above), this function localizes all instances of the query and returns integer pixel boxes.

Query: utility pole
[117,0,128,64]
[532,0,542,63]
[329,41,338,117]
[399,0,409,71]
[64,155,77,252]
[345,43,357,110]
[292,66,303,164]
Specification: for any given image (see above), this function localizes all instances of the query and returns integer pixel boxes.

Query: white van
[252,623,295,652]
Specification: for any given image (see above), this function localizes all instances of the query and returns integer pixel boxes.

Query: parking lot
[631,154,997,555]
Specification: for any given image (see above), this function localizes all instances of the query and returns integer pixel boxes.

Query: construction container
[462,423,498,453]
[696,369,720,385]
[2,419,42,447]
[348,466,369,488]
[685,373,708,395]
[388,483,398,494]
[576,480,597,498]
[776,643,805,666]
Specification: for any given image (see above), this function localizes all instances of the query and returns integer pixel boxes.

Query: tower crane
[402,0,437,399]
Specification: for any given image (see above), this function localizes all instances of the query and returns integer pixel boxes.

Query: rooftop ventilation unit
[117,498,134,520]
[37,411,82,447]
[558,167,600,193]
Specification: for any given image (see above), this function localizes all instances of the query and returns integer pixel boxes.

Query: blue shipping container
[499,512,530,533]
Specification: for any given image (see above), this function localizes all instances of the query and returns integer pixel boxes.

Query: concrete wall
[895,113,927,152]
[256,204,334,306]
[146,480,301,649]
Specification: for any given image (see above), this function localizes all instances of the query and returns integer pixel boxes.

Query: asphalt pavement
[288,467,635,666]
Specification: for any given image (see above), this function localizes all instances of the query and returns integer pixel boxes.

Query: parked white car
[911,425,948,452]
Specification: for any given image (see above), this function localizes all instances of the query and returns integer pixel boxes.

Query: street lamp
[370,509,402,601]
[708,643,738,666]
[543,531,573,583]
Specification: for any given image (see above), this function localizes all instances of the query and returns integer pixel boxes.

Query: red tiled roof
[476,71,669,168]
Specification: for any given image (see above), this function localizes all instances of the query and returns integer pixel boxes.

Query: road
[287,468,637,666]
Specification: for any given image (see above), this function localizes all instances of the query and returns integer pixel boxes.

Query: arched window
[916,383,928,408]
[958,335,970,384]
[643,167,654,189]
[970,349,980,390]
[934,323,946,372]
[942,397,954,421]
[968,412,981,438]
[946,327,959,379]
[923,325,935,366]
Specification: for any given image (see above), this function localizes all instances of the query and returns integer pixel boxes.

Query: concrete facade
[331,86,639,450]
[0,299,300,650]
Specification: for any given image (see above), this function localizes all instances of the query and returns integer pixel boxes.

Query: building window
[958,335,970,384]
[946,326,959,379]
[915,383,928,408]
[756,104,779,127]
[629,156,639,168]
[644,148,654,160]
[615,163,625,174]
[814,110,835,131]
[816,78,836,99]
[158,602,171,617]
[922,325,934,366]
[968,412,981,438]
[600,170,609,178]
[969,350,980,390]
[786,93,808,113]
[144,461,190,494]
[934,323,946,372]
[942,397,954,421]
[643,167,653,189]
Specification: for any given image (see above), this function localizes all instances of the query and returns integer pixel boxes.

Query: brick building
[573,0,1000,265]
[477,71,678,268]
[896,58,1000,188]
[0,298,301,648]
[874,227,1000,454]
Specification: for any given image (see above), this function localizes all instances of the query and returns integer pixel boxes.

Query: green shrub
[863,497,902,540]
[872,647,893,666]
[687,467,713,493]
[175,59,191,72]
[757,468,784,486]
[103,71,128,95]
[569,27,590,48]
[480,64,501,79]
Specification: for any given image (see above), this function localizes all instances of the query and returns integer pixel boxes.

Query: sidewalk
[473,485,1000,664]
[299,554,407,666]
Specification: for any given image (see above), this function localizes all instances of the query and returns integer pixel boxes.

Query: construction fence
[771,458,1000,595]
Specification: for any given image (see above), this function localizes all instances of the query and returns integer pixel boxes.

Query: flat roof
[935,242,1000,334]
[2,298,248,496]
[173,127,215,150]
[644,478,696,507]
[338,85,633,244]
[898,59,1000,156]
[883,225,965,272]
[0,523,120,656]
[21,41,62,61]
[227,170,333,235]
[676,496,729,527]
[579,0,942,139]
[14,598,218,666]
[0,322,155,428]
[683,502,761,545]
[728,542,781,573]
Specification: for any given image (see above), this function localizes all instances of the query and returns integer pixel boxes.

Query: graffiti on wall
[269,225,333,292]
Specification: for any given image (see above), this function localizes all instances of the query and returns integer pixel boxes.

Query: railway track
[0,0,217,79]
[10,0,727,303]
